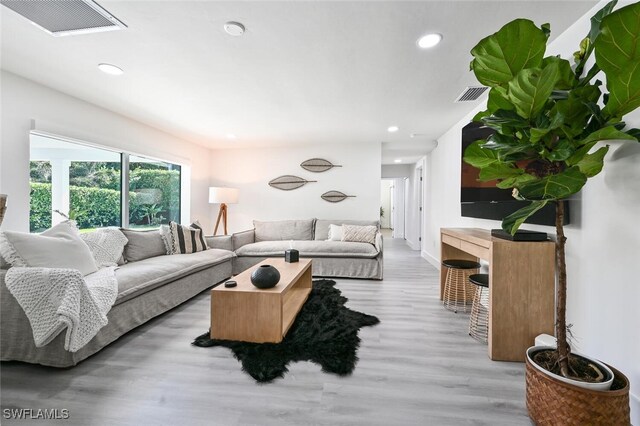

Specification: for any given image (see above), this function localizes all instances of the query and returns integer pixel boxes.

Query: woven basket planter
[525,352,630,425]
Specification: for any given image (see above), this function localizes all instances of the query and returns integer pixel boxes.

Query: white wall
[423,1,640,421]
[210,143,381,233]
[0,71,213,232]
[381,164,411,178]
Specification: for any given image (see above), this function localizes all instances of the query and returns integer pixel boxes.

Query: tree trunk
[555,200,570,377]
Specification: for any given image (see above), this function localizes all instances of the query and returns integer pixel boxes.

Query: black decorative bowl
[250,265,281,289]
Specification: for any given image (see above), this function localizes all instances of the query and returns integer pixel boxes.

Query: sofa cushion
[235,240,379,259]
[81,228,128,267]
[314,219,379,240]
[0,221,98,276]
[120,229,167,262]
[114,249,234,305]
[254,219,314,242]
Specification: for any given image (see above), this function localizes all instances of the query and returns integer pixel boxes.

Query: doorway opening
[380,178,406,239]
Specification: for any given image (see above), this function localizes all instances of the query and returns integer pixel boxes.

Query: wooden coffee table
[210,258,312,343]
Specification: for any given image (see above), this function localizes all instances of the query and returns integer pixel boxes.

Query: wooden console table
[440,228,555,362]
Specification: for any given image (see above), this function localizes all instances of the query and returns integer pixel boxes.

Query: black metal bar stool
[468,273,489,343]
[442,259,480,313]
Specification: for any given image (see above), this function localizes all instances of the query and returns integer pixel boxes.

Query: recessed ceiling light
[98,63,123,76]
[417,33,442,49]
[226,134,237,139]
[387,126,399,133]
[224,21,245,36]
[394,159,402,163]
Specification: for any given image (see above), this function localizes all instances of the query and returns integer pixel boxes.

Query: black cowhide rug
[192,279,379,383]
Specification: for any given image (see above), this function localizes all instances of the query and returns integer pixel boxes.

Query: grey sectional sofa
[232,219,383,280]
[0,232,234,367]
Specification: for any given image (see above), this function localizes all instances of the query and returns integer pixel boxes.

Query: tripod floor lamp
[209,187,239,236]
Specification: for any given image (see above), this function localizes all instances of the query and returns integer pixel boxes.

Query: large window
[29,133,181,232]
[128,155,181,228]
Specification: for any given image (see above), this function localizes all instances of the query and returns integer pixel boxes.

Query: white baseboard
[421,250,440,270]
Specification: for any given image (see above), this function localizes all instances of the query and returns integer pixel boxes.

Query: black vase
[250,265,281,289]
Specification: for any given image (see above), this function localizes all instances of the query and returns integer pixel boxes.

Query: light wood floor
[0,239,530,426]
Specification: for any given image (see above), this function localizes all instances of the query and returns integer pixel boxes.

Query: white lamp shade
[209,187,239,204]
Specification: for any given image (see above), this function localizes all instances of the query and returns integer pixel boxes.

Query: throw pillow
[189,220,208,248]
[341,224,377,245]
[0,221,98,276]
[159,224,174,255]
[120,228,167,262]
[169,221,207,254]
[81,228,128,267]
[327,224,343,241]
[161,221,208,255]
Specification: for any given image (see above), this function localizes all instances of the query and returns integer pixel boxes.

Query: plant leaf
[498,146,537,163]
[470,19,547,87]
[508,62,560,119]
[530,127,551,144]
[487,86,514,112]
[602,62,640,118]
[578,125,638,146]
[592,2,640,118]
[478,163,523,181]
[546,139,575,162]
[486,132,519,146]
[496,173,538,189]
[542,56,575,89]
[627,128,640,140]
[575,145,609,177]
[482,109,530,130]
[594,1,640,76]
[550,85,601,136]
[590,0,618,44]
[574,0,618,77]
[463,140,498,168]
[518,167,587,200]
[566,141,598,166]
[502,200,550,235]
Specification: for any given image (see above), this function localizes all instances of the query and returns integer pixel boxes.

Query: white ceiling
[1,1,597,164]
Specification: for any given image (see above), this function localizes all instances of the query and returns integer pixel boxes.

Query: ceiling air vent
[454,86,489,103]
[1,0,126,36]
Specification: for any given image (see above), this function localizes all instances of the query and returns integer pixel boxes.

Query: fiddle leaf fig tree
[463,0,640,380]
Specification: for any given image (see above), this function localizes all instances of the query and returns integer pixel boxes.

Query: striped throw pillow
[169,221,208,254]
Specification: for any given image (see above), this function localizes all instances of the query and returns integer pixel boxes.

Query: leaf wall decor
[321,191,356,203]
[300,158,343,173]
[268,175,317,191]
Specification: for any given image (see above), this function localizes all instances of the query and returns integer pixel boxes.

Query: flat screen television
[460,122,568,226]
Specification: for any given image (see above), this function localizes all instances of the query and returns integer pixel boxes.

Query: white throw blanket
[4,266,118,352]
